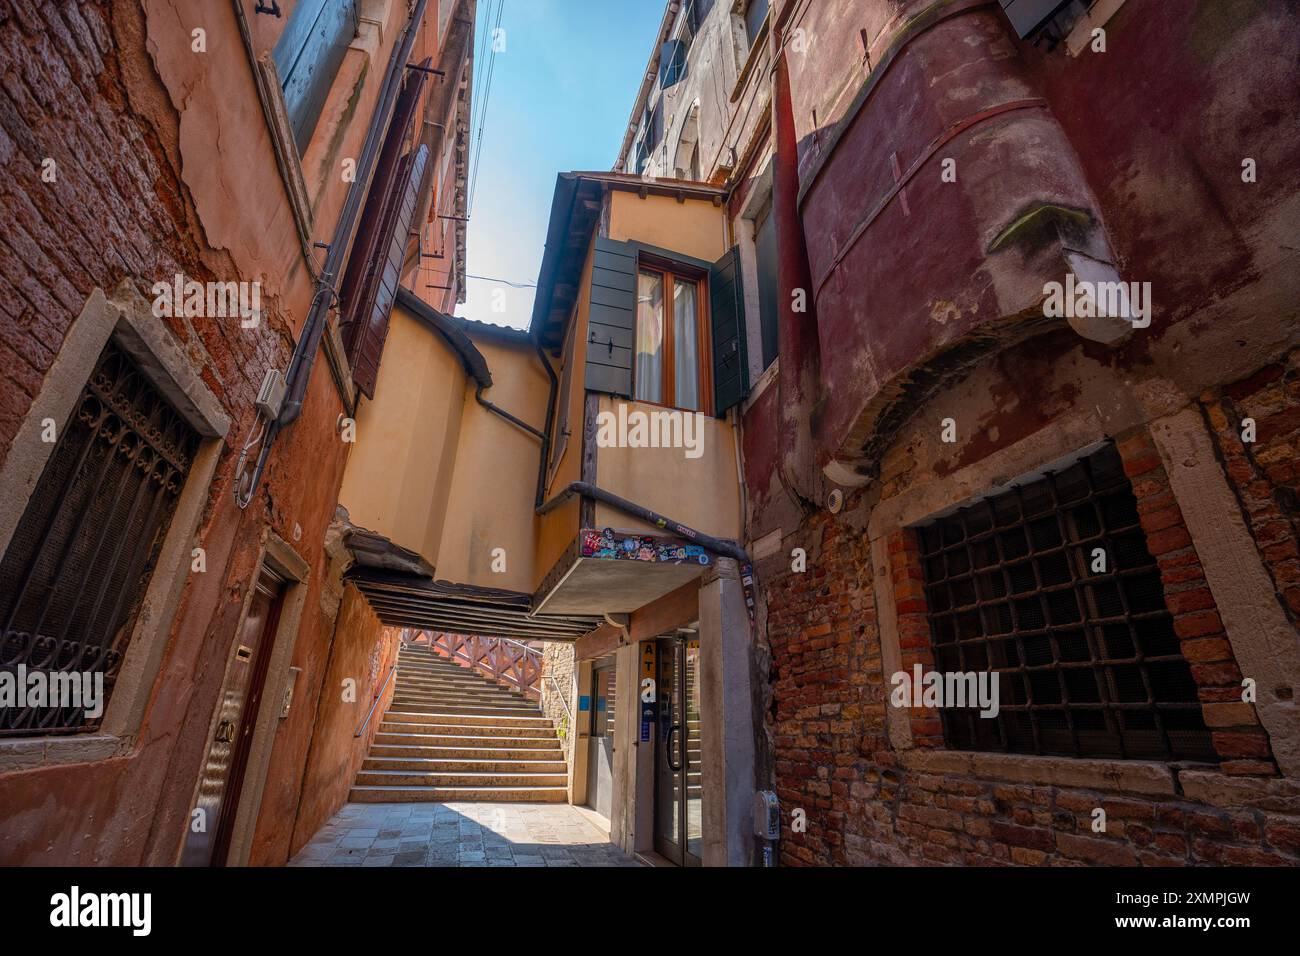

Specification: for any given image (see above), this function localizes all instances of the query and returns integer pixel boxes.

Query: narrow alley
[0,1,1298,931]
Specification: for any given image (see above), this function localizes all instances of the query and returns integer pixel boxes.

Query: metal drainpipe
[469,339,558,510]
[537,480,751,565]
[235,0,430,508]
[771,0,821,513]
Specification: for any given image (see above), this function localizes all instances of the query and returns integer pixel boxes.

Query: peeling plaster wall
[273,584,396,864]
[0,0,439,865]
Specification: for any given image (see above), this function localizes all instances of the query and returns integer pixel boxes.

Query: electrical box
[753,790,780,840]
[256,367,287,421]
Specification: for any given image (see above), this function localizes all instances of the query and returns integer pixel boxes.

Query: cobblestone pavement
[289,802,641,867]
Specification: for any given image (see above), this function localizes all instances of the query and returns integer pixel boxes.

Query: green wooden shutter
[273,0,358,153]
[710,245,749,415]
[584,236,636,397]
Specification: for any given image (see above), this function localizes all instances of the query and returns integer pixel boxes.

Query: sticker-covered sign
[639,641,657,742]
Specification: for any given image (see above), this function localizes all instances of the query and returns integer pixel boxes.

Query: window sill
[0,733,130,773]
[898,747,1182,796]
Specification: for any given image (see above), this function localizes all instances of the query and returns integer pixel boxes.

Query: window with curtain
[635,264,708,413]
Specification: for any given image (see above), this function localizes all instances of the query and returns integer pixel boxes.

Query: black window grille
[0,339,199,736]
[915,443,1216,761]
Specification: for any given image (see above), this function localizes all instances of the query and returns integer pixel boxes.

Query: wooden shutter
[350,144,429,398]
[273,0,359,153]
[584,236,636,397]
[710,245,749,415]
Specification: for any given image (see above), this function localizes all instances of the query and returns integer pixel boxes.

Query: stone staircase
[350,643,567,803]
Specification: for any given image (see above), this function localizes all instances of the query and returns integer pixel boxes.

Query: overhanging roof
[347,567,604,640]
[342,525,603,640]
[529,171,726,351]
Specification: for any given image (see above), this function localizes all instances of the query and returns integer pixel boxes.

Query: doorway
[181,567,286,866]
[654,631,702,866]
[586,656,616,822]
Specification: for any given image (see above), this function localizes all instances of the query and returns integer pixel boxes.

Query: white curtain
[673,279,699,410]
[635,271,664,403]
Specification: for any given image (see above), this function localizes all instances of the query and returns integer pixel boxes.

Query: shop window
[915,443,1216,762]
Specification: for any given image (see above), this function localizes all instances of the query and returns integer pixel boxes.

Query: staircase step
[378,721,556,739]
[382,710,551,727]
[371,742,562,759]
[374,731,560,749]
[349,785,567,803]
[355,769,568,788]
[363,756,568,773]
[388,702,540,717]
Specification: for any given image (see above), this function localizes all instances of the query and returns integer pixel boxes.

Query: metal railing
[354,660,397,738]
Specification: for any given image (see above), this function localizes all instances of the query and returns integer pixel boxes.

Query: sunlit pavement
[288,801,641,867]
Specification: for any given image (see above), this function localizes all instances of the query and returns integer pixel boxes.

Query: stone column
[698,557,757,866]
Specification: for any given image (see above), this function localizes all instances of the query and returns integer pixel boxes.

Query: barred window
[0,340,199,736]
[916,443,1216,761]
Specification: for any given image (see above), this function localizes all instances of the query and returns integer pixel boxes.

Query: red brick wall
[764,427,1298,867]
[1201,352,1300,629]
[0,1,359,865]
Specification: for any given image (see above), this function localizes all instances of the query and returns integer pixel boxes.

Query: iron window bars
[0,340,198,736]
[915,443,1216,761]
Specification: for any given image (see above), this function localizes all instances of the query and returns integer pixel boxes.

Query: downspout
[469,342,556,510]
[235,0,430,508]
[771,0,821,512]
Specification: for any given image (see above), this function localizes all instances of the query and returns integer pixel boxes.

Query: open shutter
[710,246,749,415]
[584,236,636,396]
[338,60,432,395]
[350,144,429,398]
[272,0,359,153]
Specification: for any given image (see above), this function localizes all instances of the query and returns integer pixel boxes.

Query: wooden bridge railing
[403,630,542,700]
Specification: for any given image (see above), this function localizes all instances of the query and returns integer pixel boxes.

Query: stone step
[382,710,550,728]
[370,742,563,760]
[394,674,513,693]
[390,691,533,707]
[363,756,568,773]
[349,785,567,803]
[388,700,538,717]
[355,769,568,788]
[389,698,538,713]
[374,728,561,743]
[378,720,555,739]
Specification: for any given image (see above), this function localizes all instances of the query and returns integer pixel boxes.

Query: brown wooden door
[181,568,286,866]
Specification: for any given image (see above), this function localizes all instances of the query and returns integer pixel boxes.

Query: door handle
[666,723,683,772]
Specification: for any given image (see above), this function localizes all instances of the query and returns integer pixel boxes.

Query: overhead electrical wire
[467,0,505,218]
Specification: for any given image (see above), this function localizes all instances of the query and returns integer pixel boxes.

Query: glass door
[654,633,702,866]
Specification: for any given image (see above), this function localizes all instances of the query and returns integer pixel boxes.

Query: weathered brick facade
[764,415,1300,866]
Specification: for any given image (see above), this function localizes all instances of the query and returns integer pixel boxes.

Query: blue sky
[455,0,664,329]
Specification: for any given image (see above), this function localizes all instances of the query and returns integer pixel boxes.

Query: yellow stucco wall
[338,304,467,562]
[607,190,728,263]
[593,396,741,541]
[435,336,552,594]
